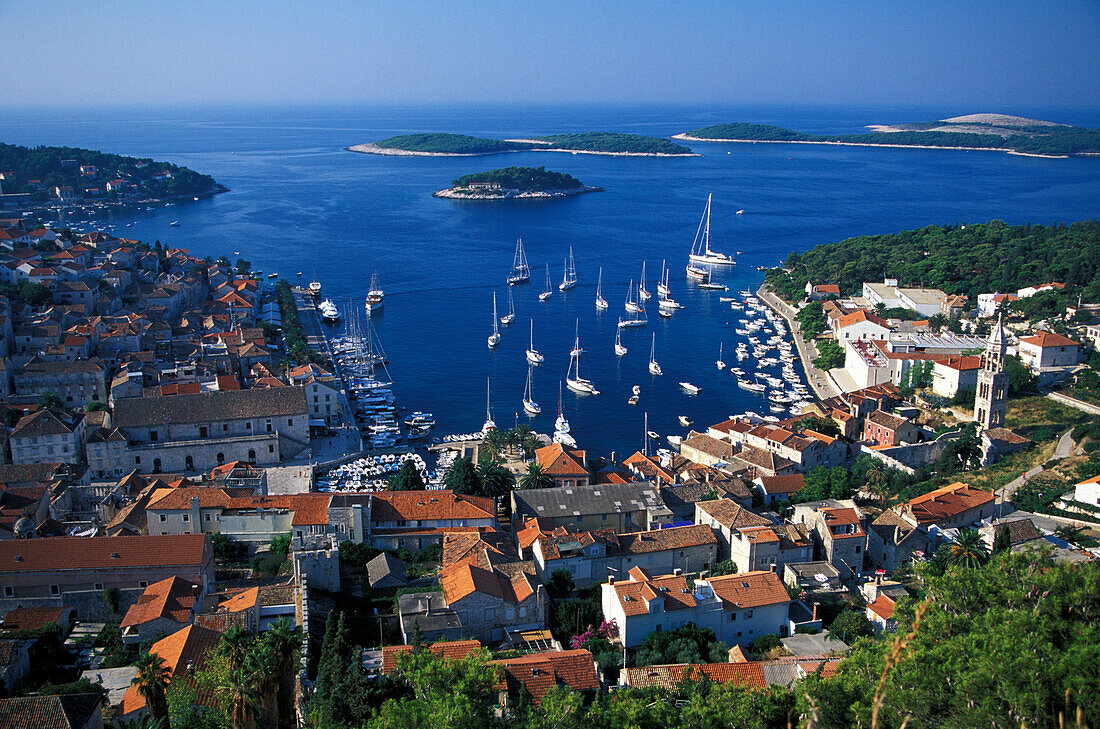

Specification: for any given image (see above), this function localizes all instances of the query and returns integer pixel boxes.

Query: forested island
[0,142,225,207]
[765,219,1100,303]
[675,114,1100,157]
[434,166,601,199]
[348,131,694,157]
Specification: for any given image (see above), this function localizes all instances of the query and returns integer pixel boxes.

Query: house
[896,482,994,530]
[791,502,866,578]
[533,443,590,488]
[866,510,933,573]
[511,483,673,534]
[112,387,310,473]
[804,283,841,300]
[1016,282,1064,299]
[119,576,202,644]
[0,693,103,729]
[118,624,222,720]
[13,359,108,406]
[367,552,408,589]
[601,567,791,648]
[940,294,969,319]
[9,410,85,466]
[865,594,897,634]
[0,535,214,617]
[833,310,891,343]
[978,292,1019,317]
[380,639,483,673]
[694,499,775,561]
[1017,331,1080,381]
[492,649,599,708]
[358,490,498,550]
[1073,474,1100,509]
[623,661,767,691]
[755,474,806,505]
[678,431,736,467]
[782,562,844,594]
[932,355,981,398]
[1,606,75,636]
[659,478,754,521]
[862,410,920,447]
[861,280,946,317]
[0,641,32,696]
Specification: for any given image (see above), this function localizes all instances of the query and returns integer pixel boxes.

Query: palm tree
[219,665,261,729]
[501,427,520,458]
[131,651,172,729]
[481,428,504,460]
[114,717,167,729]
[216,626,254,672]
[264,618,303,729]
[246,640,279,729]
[866,464,889,508]
[519,462,555,490]
[477,457,517,499]
[944,528,990,569]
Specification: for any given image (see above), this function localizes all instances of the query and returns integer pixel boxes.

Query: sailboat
[522,366,541,414]
[500,288,516,325]
[559,247,577,290]
[552,382,578,447]
[614,327,627,356]
[365,271,384,314]
[687,194,736,272]
[657,259,670,297]
[648,334,662,375]
[507,238,531,285]
[716,343,727,369]
[525,319,544,364]
[569,320,584,357]
[638,262,651,300]
[644,413,659,448]
[698,263,729,291]
[566,328,598,394]
[482,379,496,432]
[539,264,553,301]
[487,293,501,348]
[595,267,608,310]
[618,280,648,328]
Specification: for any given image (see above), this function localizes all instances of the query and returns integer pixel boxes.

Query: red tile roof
[707,570,791,609]
[866,594,896,621]
[625,661,767,690]
[0,534,208,573]
[121,576,200,628]
[903,482,994,526]
[1019,330,1078,348]
[1,606,70,633]
[535,443,588,477]
[381,639,482,672]
[493,649,599,704]
[120,624,222,715]
[371,490,494,522]
[938,355,982,371]
[758,474,805,496]
[440,563,536,605]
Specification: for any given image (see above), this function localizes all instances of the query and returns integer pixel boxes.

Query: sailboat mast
[703,194,712,256]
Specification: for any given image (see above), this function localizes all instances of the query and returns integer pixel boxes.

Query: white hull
[539,292,552,301]
[487,334,500,348]
[689,253,736,266]
[615,343,627,356]
[716,360,726,369]
[559,281,576,291]
[657,284,669,297]
[595,297,608,310]
[686,265,709,279]
[649,362,662,375]
[523,399,541,415]
[553,430,577,447]
[566,378,598,395]
[500,314,515,325]
[639,288,652,301]
[625,302,641,313]
[679,382,701,394]
[678,416,691,427]
[526,349,544,364]
[618,319,647,328]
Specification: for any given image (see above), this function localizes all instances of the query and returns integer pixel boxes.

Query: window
[50,584,60,596]
[185,456,194,471]
[855,546,862,554]
[729,612,736,621]
[205,513,211,522]
[139,581,148,589]
[268,445,275,453]
[199,426,208,438]
[246,422,252,430]
[485,608,496,620]
[149,429,159,442]
[94,583,103,591]
[222,424,229,433]
[182,514,190,522]
[160,514,167,522]
[745,609,754,618]
[3,587,12,597]
[288,419,293,426]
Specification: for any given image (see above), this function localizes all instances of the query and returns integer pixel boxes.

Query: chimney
[812,602,819,621]
[673,568,682,576]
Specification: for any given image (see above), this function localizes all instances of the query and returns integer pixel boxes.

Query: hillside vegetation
[373,131,691,155]
[682,121,1100,156]
[375,133,530,154]
[451,166,583,191]
[768,220,1100,303]
[0,142,220,199]
[531,132,691,155]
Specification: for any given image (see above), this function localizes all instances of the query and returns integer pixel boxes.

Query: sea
[3,103,1099,459]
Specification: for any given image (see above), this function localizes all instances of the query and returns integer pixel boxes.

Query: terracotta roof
[147,486,236,510]
[381,639,482,672]
[680,432,735,460]
[113,386,306,427]
[708,418,753,437]
[625,661,767,691]
[441,531,521,570]
[439,563,536,605]
[371,490,494,522]
[613,524,717,555]
[218,586,260,613]
[820,508,865,538]
[813,284,840,295]
[0,694,102,729]
[696,500,773,530]
[121,576,200,628]
[1,606,70,633]
[1019,330,1078,348]
[223,493,331,526]
[493,649,599,704]
[535,443,588,477]
[865,410,910,431]
[866,594,896,621]
[938,355,982,371]
[758,474,805,496]
[611,573,697,616]
[0,534,208,574]
[514,518,560,551]
[707,570,790,609]
[120,624,222,715]
[10,409,79,439]
[904,482,994,526]
[836,310,888,330]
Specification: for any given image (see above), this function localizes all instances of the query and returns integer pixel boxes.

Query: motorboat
[678,416,692,427]
[679,382,702,394]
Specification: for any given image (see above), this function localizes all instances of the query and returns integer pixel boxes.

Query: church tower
[974,314,1008,430]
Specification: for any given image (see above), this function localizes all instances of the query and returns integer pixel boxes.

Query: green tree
[992,524,1013,554]
[476,457,516,499]
[442,456,482,495]
[813,340,845,371]
[86,400,109,412]
[1004,354,1036,393]
[263,618,302,729]
[519,462,555,490]
[388,460,426,491]
[132,651,172,729]
[36,392,63,410]
[943,527,990,569]
[370,648,501,729]
[481,428,505,460]
[827,609,871,643]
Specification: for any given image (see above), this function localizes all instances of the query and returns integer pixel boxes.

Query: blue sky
[5,0,1099,109]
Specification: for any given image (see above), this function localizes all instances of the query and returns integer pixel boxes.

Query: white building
[1017,331,1080,379]
[932,355,982,398]
[1073,475,1100,509]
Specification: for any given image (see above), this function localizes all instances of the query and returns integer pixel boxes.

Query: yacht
[525,320,544,364]
[522,366,541,414]
[595,267,608,310]
[678,416,692,427]
[507,238,531,285]
[559,247,577,290]
[566,329,598,394]
[614,328,627,356]
[365,271,384,314]
[648,334,662,376]
[679,382,702,394]
[319,299,341,324]
[487,292,501,348]
[539,264,553,301]
[482,379,496,432]
[500,288,516,325]
[716,343,726,369]
[638,261,651,300]
[308,274,322,297]
[687,194,737,267]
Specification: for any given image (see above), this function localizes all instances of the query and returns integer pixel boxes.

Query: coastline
[346,142,698,158]
[21,183,229,216]
[754,282,840,401]
[670,134,1071,159]
[432,185,603,200]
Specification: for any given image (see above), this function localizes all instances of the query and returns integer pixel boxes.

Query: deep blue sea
[3,104,1099,458]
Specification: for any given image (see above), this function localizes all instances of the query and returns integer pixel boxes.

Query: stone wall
[0,586,144,622]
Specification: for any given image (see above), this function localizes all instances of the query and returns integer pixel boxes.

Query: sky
[4,0,1100,109]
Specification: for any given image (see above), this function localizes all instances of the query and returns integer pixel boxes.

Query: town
[0,209,1094,729]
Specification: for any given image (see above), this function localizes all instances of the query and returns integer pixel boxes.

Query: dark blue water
[3,104,1098,458]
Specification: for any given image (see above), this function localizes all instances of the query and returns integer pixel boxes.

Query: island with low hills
[0,142,226,209]
[348,132,695,157]
[433,166,602,200]
[673,113,1100,158]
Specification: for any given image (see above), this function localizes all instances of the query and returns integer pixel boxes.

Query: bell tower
[974,314,1008,430]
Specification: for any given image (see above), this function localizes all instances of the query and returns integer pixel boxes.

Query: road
[995,428,1076,507]
[756,284,840,401]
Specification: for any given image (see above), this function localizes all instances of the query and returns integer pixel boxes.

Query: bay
[3,104,1098,458]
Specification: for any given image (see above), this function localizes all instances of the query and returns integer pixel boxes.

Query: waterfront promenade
[756,283,840,401]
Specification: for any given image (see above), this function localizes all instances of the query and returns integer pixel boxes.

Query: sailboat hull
[558,281,576,291]
[595,298,608,310]
[566,378,598,395]
[689,253,736,265]
[507,274,530,285]
[618,319,647,328]
[526,350,544,364]
[523,400,541,415]
[615,344,628,356]
[539,292,552,301]
[487,334,500,347]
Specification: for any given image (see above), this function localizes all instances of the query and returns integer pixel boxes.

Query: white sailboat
[687,193,736,270]
[507,238,531,285]
[648,334,662,375]
[559,247,577,291]
[680,381,702,394]
[624,278,641,313]
[716,343,726,370]
[482,378,496,432]
[639,261,651,300]
[365,271,384,314]
[525,319,544,364]
[614,327,627,356]
[657,259,670,297]
[522,366,541,414]
[569,319,584,357]
[595,267,608,310]
[487,293,501,348]
[618,279,648,328]
[539,264,553,301]
[566,328,598,394]
[552,382,577,447]
[500,287,516,325]
[698,263,729,291]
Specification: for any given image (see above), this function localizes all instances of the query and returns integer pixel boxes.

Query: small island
[348,131,695,157]
[0,142,227,209]
[433,166,602,200]
[674,114,1100,158]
